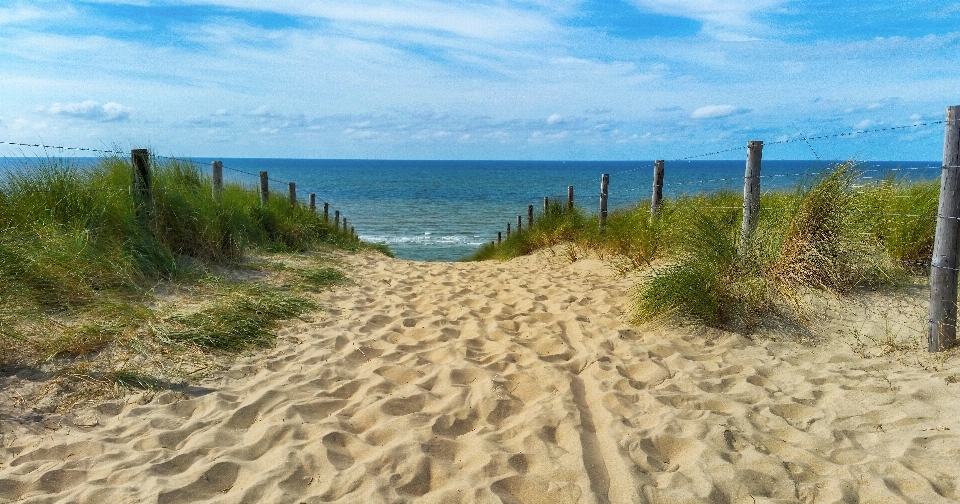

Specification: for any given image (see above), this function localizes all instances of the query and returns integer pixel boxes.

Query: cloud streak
[42,101,131,122]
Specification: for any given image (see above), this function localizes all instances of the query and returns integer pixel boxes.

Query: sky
[1,0,958,160]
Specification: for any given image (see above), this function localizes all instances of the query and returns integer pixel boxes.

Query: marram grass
[0,155,383,410]
[473,161,936,332]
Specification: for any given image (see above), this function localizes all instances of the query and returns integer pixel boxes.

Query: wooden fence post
[739,141,763,254]
[343,217,348,232]
[323,202,329,222]
[211,160,223,198]
[517,215,522,233]
[543,197,549,216]
[567,185,574,211]
[507,223,511,238]
[651,160,664,217]
[498,231,502,244]
[929,105,960,352]
[131,149,152,221]
[288,182,297,207]
[599,174,609,229]
[309,194,316,212]
[334,210,340,231]
[527,205,533,229]
[259,171,269,206]
[350,226,355,238]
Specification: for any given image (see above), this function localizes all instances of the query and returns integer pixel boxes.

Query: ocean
[0,157,942,262]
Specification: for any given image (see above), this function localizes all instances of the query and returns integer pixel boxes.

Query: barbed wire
[0,141,126,156]
[0,143,349,221]
[562,119,946,198]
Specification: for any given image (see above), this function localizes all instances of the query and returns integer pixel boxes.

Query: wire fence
[0,144,350,228]
[2,112,958,353]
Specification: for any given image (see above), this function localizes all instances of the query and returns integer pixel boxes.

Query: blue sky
[1,0,958,160]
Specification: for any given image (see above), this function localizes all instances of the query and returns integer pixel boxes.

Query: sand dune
[2,249,959,503]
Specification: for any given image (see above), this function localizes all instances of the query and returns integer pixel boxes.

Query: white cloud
[690,104,744,119]
[43,100,131,121]
[625,0,782,39]
[855,119,874,129]
[547,113,564,125]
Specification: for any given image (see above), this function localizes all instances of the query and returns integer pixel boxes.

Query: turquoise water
[0,157,941,261]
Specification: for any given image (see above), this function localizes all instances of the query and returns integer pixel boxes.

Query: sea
[0,157,942,262]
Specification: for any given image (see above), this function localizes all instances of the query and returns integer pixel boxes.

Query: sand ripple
[2,250,959,503]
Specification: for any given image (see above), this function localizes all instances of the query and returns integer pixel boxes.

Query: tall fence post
[543,197,549,216]
[259,171,269,206]
[323,202,329,222]
[334,210,340,231]
[131,149,152,221]
[309,194,316,212]
[343,217,348,233]
[599,174,609,230]
[567,185,574,211]
[527,205,534,229]
[498,231,502,244]
[288,182,297,208]
[506,223,511,238]
[211,160,223,199]
[517,215,522,233]
[651,160,664,217]
[739,141,763,254]
[929,105,960,352]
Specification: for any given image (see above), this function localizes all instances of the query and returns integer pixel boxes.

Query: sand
[2,249,959,503]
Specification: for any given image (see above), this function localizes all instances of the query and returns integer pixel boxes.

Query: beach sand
[2,249,959,503]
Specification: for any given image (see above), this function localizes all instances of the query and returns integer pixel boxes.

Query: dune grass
[0,155,383,410]
[470,161,938,332]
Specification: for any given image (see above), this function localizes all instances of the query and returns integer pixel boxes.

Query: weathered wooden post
[351,226,355,238]
[259,171,269,206]
[739,141,763,255]
[599,174,609,230]
[567,185,574,211]
[506,223,511,238]
[309,194,316,212]
[334,210,340,231]
[211,160,223,198]
[527,205,534,229]
[288,182,297,207]
[131,149,152,221]
[543,197,549,216]
[929,105,960,352]
[651,160,664,217]
[343,217,348,232]
[323,202,329,221]
[517,215,523,233]
[498,231,502,244]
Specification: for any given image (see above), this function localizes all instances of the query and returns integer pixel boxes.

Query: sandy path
[1,250,959,503]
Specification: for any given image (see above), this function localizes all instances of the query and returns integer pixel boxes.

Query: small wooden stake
[259,171,269,206]
[211,160,223,198]
[929,105,960,352]
[323,202,329,221]
[567,185,574,211]
[651,160,664,217]
[343,217,348,232]
[739,141,763,254]
[506,223,511,238]
[288,182,297,207]
[498,231,502,244]
[527,205,533,229]
[599,174,609,229]
[517,215,522,233]
[334,210,340,231]
[309,194,316,212]
[543,197,549,215]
